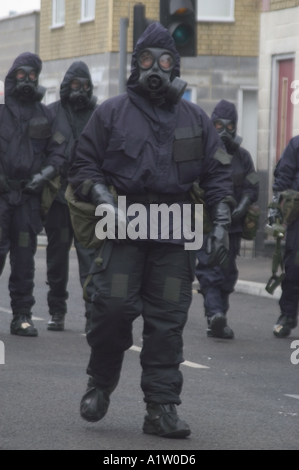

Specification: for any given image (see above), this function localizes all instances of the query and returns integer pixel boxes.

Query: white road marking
[284,395,299,401]
[182,360,210,370]
[129,345,210,370]
[0,307,44,321]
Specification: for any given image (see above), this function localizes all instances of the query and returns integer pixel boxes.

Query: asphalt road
[0,248,298,451]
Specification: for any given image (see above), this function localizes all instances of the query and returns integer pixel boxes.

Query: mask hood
[127,22,181,98]
[5,52,42,100]
[211,99,243,151]
[60,61,95,107]
[211,99,238,124]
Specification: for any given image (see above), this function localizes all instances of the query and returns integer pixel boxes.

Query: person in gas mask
[196,100,259,339]
[45,62,98,332]
[69,24,235,438]
[268,137,299,338]
[0,52,66,337]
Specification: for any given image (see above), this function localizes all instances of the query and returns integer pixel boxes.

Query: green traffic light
[172,24,192,46]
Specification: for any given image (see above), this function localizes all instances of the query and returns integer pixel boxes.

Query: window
[52,0,65,28]
[45,89,57,105]
[183,87,197,104]
[197,0,235,23]
[81,0,95,22]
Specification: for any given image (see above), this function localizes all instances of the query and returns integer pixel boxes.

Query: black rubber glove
[91,183,127,241]
[206,201,231,268]
[268,191,282,225]
[24,166,57,195]
[0,175,10,194]
[232,194,252,221]
[90,183,117,208]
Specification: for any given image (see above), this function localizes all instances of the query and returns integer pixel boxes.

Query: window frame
[80,0,96,23]
[197,0,235,23]
[44,88,58,106]
[51,0,65,28]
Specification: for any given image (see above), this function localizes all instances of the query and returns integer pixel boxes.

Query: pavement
[0,248,298,451]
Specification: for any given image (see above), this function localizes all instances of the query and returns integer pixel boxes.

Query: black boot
[274,314,298,338]
[143,404,191,439]
[47,313,66,331]
[207,313,234,339]
[80,378,118,423]
[10,314,38,337]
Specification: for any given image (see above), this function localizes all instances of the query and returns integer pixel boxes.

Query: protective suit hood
[211,99,238,125]
[5,52,43,100]
[127,22,181,99]
[60,61,95,107]
[211,99,243,151]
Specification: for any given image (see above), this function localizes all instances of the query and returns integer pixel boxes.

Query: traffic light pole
[119,17,129,95]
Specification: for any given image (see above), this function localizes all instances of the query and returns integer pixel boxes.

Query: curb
[37,235,48,246]
[193,280,281,301]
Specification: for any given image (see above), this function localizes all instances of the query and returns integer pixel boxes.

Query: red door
[276,59,295,162]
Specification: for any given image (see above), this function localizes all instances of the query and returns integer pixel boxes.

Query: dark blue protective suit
[46,62,97,322]
[196,100,259,318]
[0,53,66,316]
[69,24,234,405]
[273,136,299,318]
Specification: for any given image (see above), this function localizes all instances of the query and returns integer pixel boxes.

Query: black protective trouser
[279,217,299,318]
[0,195,43,315]
[44,200,95,317]
[196,233,241,316]
[87,240,196,405]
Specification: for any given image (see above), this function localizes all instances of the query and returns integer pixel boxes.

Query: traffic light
[160,0,197,57]
[133,3,155,49]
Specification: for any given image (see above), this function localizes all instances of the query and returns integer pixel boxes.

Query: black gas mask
[68,77,91,110]
[138,48,187,106]
[214,119,243,151]
[14,66,42,101]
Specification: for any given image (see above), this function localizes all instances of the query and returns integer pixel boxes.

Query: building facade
[255,0,299,255]
[38,1,261,176]
[0,11,40,84]
[0,1,263,255]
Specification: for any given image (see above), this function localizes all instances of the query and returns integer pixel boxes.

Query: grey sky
[0,0,41,19]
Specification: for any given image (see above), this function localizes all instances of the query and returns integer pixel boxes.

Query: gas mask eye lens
[227,122,235,134]
[70,79,81,91]
[83,81,90,91]
[29,70,37,81]
[139,51,154,69]
[159,54,173,70]
[214,121,225,132]
[16,69,26,80]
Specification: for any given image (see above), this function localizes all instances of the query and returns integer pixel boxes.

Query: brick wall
[40,0,261,60]
[197,0,261,57]
[40,0,110,61]
[112,0,261,56]
[270,0,299,10]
